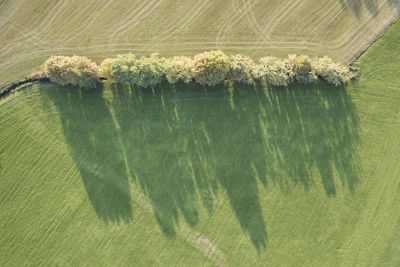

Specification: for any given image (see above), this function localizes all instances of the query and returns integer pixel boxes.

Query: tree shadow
[245,81,360,196]
[110,83,268,249]
[388,0,400,11]
[202,85,269,251]
[110,83,205,236]
[340,0,381,18]
[108,80,359,249]
[42,85,133,223]
[40,79,360,251]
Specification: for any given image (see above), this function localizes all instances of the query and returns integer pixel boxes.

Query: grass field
[0,0,399,85]
[1,18,400,267]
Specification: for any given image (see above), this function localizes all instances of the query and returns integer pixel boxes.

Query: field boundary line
[349,16,399,64]
[0,77,50,99]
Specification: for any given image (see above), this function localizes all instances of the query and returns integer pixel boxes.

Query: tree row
[42,51,358,89]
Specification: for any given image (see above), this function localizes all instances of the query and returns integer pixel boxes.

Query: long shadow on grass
[110,83,269,249]
[110,83,209,237]
[43,80,359,250]
[109,81,359,250]
[43,86,133,223]
[250,81,360,196]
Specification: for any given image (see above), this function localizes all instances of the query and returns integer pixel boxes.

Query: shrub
[163,56,194,84]
[228,54,256,84]
[192,50,230,86]
[43,56,101,89]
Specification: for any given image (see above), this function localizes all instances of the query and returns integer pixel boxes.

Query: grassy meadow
[0,0,399,84]
[1,19,400,266]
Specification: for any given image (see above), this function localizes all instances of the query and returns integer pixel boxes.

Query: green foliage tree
[130,53,165,88]
[108,53,137,85]
[105,53,165,88]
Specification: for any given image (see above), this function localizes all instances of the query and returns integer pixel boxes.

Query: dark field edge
[0,16,398,100]
[0,76,107,100]
[349,16,399,64]
[0,76,50,99]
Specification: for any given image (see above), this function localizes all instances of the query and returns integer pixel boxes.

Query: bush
[163,56,194,84]
[192,50,230,86]
[43,56,101,89]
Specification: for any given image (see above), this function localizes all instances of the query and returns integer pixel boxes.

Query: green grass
[0,0,399,84]
[1,20,400,267]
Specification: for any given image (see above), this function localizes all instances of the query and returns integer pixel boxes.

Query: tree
[43,56,101,89]
[312,56,352,86]
[129,53,165,88]
[163,56,194,84]
[228,54,256,84]
[105,53,165,88]
[257,56,294,86]
[108,53,137,84]
[99,58,114,80]
[192,50,230,86]
[288,54,318,84]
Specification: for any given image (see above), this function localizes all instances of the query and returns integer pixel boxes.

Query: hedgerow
[43,51,357,89]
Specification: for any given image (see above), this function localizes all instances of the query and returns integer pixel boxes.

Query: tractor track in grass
[132,187,227,266]
[0,12,396,102]
[1,10,400,266]
[0,0,399,85]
